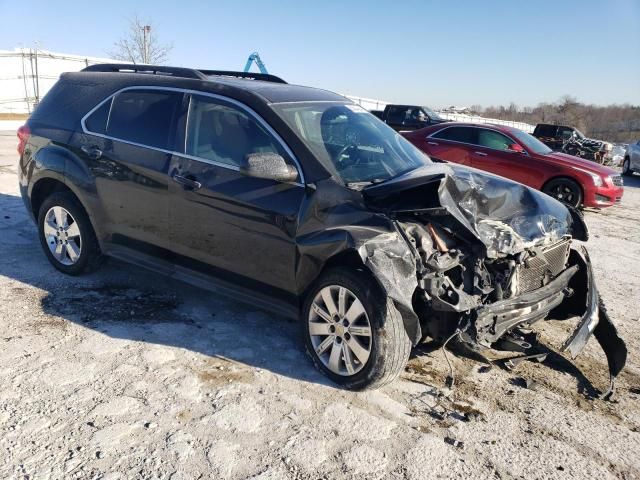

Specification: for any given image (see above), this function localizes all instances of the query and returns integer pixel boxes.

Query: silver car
[623,140,640,176]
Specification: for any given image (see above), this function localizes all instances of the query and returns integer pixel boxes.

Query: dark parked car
[533,123,613,164]
[374,104,449,132]
[17,64,626,392]
[403,123,624,208]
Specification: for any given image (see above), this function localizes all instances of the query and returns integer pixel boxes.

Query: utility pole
[142,25,151,64]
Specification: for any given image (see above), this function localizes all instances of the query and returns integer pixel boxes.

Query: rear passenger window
[106,90,183,150]
[84,99,111,135]
[431,126,476,144]
[186,95,286,168]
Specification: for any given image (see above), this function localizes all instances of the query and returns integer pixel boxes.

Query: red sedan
[403,123,623,208]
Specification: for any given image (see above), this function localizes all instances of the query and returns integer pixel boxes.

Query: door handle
[473,151,488,157]
[427,141,439,146]
[172,174,202,191]
[81,145,102,160]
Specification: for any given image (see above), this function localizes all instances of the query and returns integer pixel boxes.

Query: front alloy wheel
[308,285,372,376]
[302,267,411,390]
[622,158,632,176]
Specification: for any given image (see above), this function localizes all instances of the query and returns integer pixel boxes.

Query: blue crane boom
[243,52,268,74]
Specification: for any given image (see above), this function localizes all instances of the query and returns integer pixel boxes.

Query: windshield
[573,129,585,140]
[271,102,431,184]
[510,129,553,155]
[423,107,445,121]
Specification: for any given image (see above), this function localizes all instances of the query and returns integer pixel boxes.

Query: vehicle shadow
[0,191,330,388]
[622,173,640,189]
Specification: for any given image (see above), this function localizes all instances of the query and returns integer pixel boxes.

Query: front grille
[611,175,623,187]
[517,240,570,294]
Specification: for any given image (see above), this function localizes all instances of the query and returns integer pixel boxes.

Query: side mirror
[508,143,525,153]
[240,152,298,182]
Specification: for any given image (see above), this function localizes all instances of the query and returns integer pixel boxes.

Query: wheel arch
[297,235,422,345]
[30,177,73,219]
[30,176,105,250]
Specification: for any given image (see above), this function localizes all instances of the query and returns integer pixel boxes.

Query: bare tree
[110,15,173,64]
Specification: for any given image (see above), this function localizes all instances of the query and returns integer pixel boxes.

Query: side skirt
[104,243,300,320]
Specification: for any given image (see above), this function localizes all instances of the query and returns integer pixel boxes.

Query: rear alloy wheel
[302,268,411,390]
[622,158,632,176]
[38,192,103,275]
[543,178,583,208]
[43,206,82,266]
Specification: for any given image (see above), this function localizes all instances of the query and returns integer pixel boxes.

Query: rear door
[79,88,185,251]
[168,93,305,297]
[470,127,538,186]
[421,126,476,165]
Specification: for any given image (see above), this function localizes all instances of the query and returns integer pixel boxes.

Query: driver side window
[186,95,286,168]
[477,129,512,151]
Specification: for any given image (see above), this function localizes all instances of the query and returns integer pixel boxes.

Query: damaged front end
[363,164,627,397]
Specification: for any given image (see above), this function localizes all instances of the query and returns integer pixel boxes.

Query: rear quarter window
[84,99,111,135]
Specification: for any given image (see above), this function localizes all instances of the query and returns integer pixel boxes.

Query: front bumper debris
[560,247,627,399]
[471,246,626,399]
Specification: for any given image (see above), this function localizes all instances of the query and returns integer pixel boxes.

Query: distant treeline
[470,96,640,144]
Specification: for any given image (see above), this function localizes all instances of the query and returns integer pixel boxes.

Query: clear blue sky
[2,0,639,107]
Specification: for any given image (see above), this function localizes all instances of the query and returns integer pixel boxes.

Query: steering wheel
[336,128,361,164]
[336,143,358,162]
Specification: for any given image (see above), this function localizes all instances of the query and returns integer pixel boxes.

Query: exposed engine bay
[360,164,627,398]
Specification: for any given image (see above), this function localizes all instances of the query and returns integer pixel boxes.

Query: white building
[0,48,117,114]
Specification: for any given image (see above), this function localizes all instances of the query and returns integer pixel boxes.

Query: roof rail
[82,63,208,79]
[81,63,287,84]
[200,69,287,84]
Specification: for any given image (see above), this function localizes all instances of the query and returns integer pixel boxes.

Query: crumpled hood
[364,163,576,258]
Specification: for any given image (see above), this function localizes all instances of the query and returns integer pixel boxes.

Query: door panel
[168,157,304,295]
[95,141,172,248]
[422,139,472,165]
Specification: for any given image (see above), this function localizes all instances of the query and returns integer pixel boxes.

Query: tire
[622,157,632,176]
[37,191,103,275]
[302,267,411,390]
[542,178,583,208]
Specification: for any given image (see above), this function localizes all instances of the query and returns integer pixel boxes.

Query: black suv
[17,64,625,391]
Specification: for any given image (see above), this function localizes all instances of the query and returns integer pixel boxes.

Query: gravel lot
[1,130,639,479]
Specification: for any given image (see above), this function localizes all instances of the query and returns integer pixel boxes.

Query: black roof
[80,63,346,104]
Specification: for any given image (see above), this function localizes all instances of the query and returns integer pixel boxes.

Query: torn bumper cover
[559,247,628,399]
[473,245,626,397]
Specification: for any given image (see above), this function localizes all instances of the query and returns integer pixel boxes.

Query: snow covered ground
[0,131,639,479]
